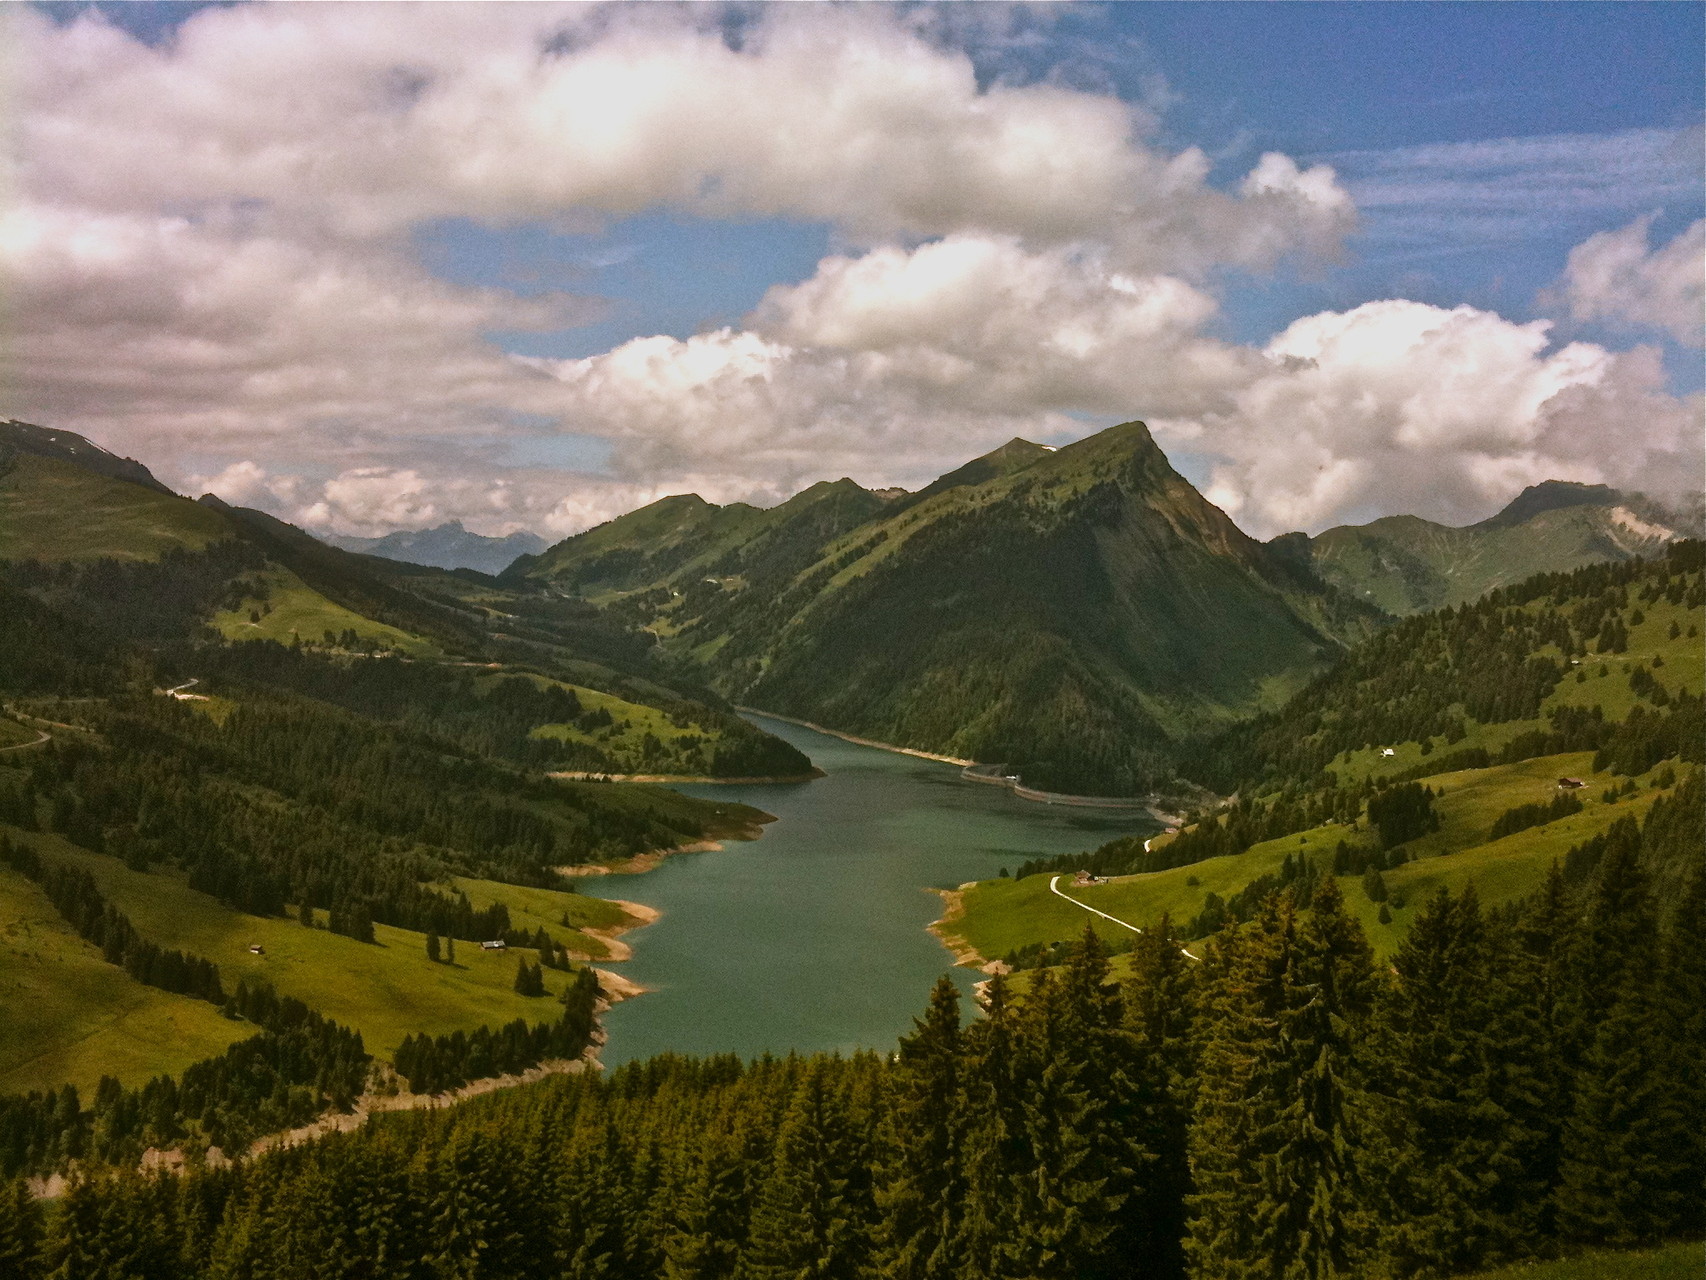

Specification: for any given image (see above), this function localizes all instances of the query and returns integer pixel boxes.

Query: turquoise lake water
[589,713,1160,1066]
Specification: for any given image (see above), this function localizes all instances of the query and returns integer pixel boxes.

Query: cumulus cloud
[13,3,1350,271]
[1157,300,1702,536]
[3,2,1695,545]
[1558,216,1704,346]
[0,200,586,470]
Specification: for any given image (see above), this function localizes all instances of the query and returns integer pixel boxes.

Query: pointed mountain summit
[518,420,1379,795]
[907,436,1054,505]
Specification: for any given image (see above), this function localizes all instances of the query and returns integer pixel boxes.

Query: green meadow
[10,833,638,1070]
[450,874,636,961]
[0,452,230,563]
[212,566,439,656]
[954,750,1674,964]
[1458,1240,1702,1280]
[0,866,248,1096]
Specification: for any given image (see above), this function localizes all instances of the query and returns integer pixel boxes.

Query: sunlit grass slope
[0,452,230,562]
[1455,1239,1701,1280]
[0,865,248,1096]
[954,751,1675,964]
[212,565,439,655]
[20,834,625,1065]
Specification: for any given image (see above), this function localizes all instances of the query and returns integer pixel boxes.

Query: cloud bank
[2,3,1699,539]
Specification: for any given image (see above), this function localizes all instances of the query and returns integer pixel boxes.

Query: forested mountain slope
[1286,479,1700,615]
[0,420,811,782]
[520,421,1384,796]
[951,540,1704,968]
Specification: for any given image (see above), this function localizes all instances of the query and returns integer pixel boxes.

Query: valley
[1,415,1700,1280]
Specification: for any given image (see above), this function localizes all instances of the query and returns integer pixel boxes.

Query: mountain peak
[0,419,175,496]
[1479,480,1624,529]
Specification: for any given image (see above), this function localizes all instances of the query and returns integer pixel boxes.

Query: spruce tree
[1187,882,1375,1280]
[740,1062,871,1280]
[1122,915,1198,1280]
[876,975,968,1280]
[426,932,440,963]
[0,1178,43,1280]
[1364,887,1549,1276]
[1555,831,1671,1245]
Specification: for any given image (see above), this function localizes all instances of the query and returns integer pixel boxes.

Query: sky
[3,2,1702,541]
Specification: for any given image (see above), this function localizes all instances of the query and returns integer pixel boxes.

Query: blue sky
[13,2,1705,537]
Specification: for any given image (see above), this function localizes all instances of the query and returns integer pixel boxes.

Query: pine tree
[740,1062,871,1280]
[876,975,968,1280]
[0,1178,44,1280]
[426,932,441,963]
[1364,887,1549,1276]
[1187,881,1375,1280]
[1555,832,1672,1245]
[1121,916,1198,1280]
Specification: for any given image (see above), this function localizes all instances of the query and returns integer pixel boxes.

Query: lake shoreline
[549,768,825,784]
[739,706,1191,822]
[735,707,976,766]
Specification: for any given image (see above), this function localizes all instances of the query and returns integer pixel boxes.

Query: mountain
[0,418,175,495]
[518,421,1383,795]
[0,421,812,781]
[1285,480,1700,615]
[322,520,546,575]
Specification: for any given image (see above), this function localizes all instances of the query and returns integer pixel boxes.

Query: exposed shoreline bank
[735,707,976,766]
[738,705,1191,823]
[549,768,824,784]
[927,884,1006,974]
[556,821,769,879]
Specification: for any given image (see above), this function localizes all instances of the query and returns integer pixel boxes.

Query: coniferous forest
[2,820,1699,1278]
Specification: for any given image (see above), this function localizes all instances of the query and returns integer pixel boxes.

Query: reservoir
[589,713,1160,1066]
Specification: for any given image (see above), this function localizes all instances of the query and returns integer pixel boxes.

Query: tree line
[4,784,1698,1277]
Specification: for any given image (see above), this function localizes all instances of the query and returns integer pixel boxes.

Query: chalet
[248,944,264,955]
[1072,870,1105,887]
[1380,748,1396,757]
[480,939,507,951]
[1557,777,1586,790]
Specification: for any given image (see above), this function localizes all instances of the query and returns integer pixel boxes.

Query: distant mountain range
[5,413,1697,797]
[508,422,1700,795]
[1277,480,1704,615]
[509,423,1382,795]
[322,521,546,576]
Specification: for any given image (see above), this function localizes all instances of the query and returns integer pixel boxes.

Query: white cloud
[0,201,581,468]
[12,3,1350,272]
[1558,216,1704,347]
[1159,300,1702,536]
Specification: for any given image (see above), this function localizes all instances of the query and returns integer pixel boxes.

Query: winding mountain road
[1048,874,1201,963]
[0,727,50,752]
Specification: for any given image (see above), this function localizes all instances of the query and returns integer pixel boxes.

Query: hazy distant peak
[321,520,546,575]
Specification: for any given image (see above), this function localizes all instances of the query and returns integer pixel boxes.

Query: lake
[588,713,1161,1065]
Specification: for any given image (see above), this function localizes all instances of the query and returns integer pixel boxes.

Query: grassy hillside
[0,451,231,563]
[1457,1240,1701,1280]
[0,864,248,1095]
[949,543,1704,966]
[212,564,441,655]
[18,834,630,1064]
